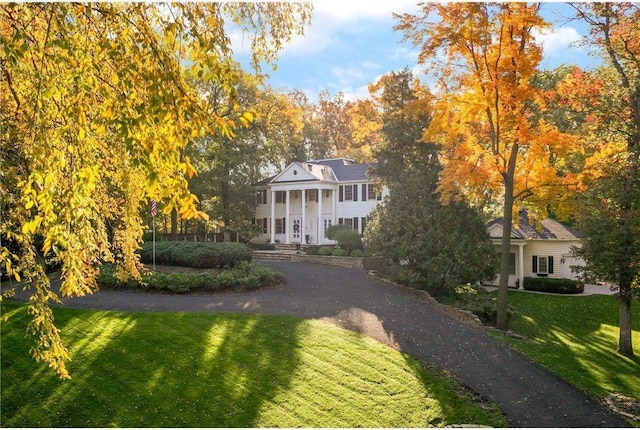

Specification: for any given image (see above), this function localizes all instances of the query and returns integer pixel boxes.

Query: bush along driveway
[5,261,631,427]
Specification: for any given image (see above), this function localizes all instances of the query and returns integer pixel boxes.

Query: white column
[270,190,276,244]
[301,189,306,244]
[332,188,337,225]
[518,243,525,289]
[317,188,323,245]
[285,190,291,244]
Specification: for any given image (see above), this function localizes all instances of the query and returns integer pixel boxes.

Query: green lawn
[1,301,507,428]
[496,292,639,406]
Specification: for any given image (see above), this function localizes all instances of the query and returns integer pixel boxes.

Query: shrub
[523,277,584,294]
[350,249,365,257]
[139,241,252,268]
[318,246,334,256]
[97,262,282,293]
[325,225,363,253]
[444,284,517,325]
[305,246,322,255]
[332,248,348,257]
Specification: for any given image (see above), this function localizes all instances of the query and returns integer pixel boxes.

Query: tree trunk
[617,293,634,357]
[496,181,514,331]
[497,142,519,331]
[170,208,178,240]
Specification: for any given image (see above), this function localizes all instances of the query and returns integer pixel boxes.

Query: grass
[1,301,507,427]
[495,292,639,420]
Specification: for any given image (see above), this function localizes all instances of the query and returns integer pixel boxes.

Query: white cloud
[533,26,583,56]
[277,1,419,56]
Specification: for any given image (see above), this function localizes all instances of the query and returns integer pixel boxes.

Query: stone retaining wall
[291,254,387,270]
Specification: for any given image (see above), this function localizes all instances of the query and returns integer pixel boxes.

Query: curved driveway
[7,261,629,427]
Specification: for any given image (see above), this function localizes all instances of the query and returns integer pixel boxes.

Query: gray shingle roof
[254,158,378,186]
[311,159,377,182]
[487,210,582,240]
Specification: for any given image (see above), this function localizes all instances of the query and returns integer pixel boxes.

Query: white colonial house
[252,158,387,245]
[487,210,585,287]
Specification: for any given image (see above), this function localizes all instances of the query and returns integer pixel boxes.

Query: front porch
[266,186,338,246]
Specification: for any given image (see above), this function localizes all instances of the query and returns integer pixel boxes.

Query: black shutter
[263,218,268,234]
[353,217,359,233]
[339,185,344,202]
[532,256,538,273]
[338,218,344,225]
[362,184,367,201]
[548,256,554,274]
[263,190,268,204]
[353,184,358,201]
[282,218,286,234]
[361,217,367,233]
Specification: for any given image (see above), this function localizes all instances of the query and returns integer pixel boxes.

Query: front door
[292,218,301,241]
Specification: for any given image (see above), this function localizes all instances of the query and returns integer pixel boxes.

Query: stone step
[252,251,294,261]
[274,243,306,251]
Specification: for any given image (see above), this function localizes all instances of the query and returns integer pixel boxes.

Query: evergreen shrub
[523,277,584,294]
[140,241,252,268]
[98,262,282,293]
[332,248,348,257]
[318,246,334,256]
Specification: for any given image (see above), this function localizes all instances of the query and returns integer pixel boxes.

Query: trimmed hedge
[523,277,584,294]
[98,262,282,294]
[140,241,252,268]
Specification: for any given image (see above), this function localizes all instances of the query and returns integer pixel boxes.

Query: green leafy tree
[568,2,640,357]
[363,70,496,294]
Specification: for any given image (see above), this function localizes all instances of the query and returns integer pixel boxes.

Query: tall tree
[568,2,640,357]
[314,90,353,159]
[395,3,579,330]
[345,99,380,163]
[0,2,311,378]
[364,70,496,293]
[369,68,433,180]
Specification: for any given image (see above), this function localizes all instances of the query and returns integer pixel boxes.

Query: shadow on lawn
[1,304,304,427]
[506,294,640,401]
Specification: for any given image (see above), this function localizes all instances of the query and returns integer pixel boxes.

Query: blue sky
[232,2,601,102]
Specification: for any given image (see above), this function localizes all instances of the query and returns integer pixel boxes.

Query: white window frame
[344,185,353,201]
[537,256,549,274]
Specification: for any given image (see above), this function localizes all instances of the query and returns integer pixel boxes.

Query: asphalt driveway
[4,261,630,427]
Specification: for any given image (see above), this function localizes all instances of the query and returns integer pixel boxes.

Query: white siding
[523,240,584,280]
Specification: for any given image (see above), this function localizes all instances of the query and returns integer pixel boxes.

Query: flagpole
[153,215,156,271]
[151,201,157,271]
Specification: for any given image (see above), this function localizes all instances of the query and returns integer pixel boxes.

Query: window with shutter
[353,184,358,201]
[344,185,353,201]
[533,255,552,275]
[353,217,359,233]
[368,184,376,200]
[339,185,344,202]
